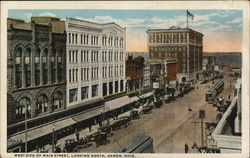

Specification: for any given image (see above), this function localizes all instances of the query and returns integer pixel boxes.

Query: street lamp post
[52,124,55,153]
[25,107,27,152]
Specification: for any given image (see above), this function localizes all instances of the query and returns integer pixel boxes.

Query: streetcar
[122,136,154,153]
[205,80,224,102]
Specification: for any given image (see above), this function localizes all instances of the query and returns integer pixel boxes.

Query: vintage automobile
[98,124,113,137]
[110,116,131,130]
[130,110,140,119]
[154,100,163,108]
[62,139,78,152]
[205,122,217,131]
[141,105,153,114]
[93,132,110,147]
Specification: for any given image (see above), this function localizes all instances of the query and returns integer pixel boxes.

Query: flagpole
[186,10,189,28]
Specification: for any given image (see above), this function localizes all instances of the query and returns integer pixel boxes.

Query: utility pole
[25,107,27,152]
[199,110,205,147]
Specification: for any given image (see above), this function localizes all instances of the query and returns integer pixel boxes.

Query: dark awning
[9,118,76,143]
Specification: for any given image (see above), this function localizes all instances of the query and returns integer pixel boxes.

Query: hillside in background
[204,52,242,68]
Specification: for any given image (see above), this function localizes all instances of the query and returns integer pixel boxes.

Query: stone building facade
[7,17,67,125]
[65,18,126,108]
[146,26,203,82]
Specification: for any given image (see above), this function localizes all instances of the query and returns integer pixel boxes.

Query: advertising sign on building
[153,82,159,89]
[214,65,219,71]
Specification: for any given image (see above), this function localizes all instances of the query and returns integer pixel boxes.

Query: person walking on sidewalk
[185,143,189,153]
[75,129,79,141]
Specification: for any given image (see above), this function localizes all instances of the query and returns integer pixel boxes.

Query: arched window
[24,48,31,64]
[15,48,22,64]
[53,91,63,110]
[35,48,40,64]
[57,49,62,63]
[16,97,31,119]
[42,48,48,63]
[36,94,48,115]
[51,49,56,63]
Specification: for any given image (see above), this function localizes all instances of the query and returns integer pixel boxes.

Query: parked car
[110,116,131,130]
[98,124,112,137]
[154,100,163,108]
[130,110,140,119]
[62,139,79,152]
[142,105,153,114]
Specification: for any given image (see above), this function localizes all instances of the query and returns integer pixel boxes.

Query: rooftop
[146,26,203,36]
[8,16,65,33]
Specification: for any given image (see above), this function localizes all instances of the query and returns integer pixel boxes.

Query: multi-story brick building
[146,26,203,82]
[7,17,67,125]
[126,55,144,93]
[65,18,126,108]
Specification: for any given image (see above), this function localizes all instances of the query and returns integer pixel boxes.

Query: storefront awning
[130,96,140,102]
[104,96,132,111]
[140,92,154,98]
[10,118,77,143]
[72,107,104,122]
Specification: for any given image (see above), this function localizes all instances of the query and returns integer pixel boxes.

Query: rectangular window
[81,86,88,100]
[43,69,48,84]
[76,51,78,62]
[51,69,56,83]
[58,68,62,82]
[69,88,78,103]
[120,80,124,91]
[16,71,22,88]
[115,81,118,93]
[81,34,83,44]
[87,68,89,80]
[92,84,98,97]
[109,82,113,95]
[69,69,72,82]
[103,83,107,96]
[69,51,71,63]
[35,70,40,85]
[68,33,71,44]
[26,71,31,87]
[76,34,78,44]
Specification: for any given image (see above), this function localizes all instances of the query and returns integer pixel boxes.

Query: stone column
[31,99,36,118]
[40,55,44,86]
[55,51,59,83]
[21,55,26,88]
[48,48,52,84]
[31,47,35,87]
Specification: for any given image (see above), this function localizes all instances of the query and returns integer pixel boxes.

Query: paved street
[78,77,235,153]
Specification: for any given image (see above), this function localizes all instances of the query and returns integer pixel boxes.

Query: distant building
[7,17,67,125]
[146,27,203,82]
[127,52,149,62]
[126,55,144,93]
[65,18,126,108]
[143,62,151,91]
[202,54,216,72]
